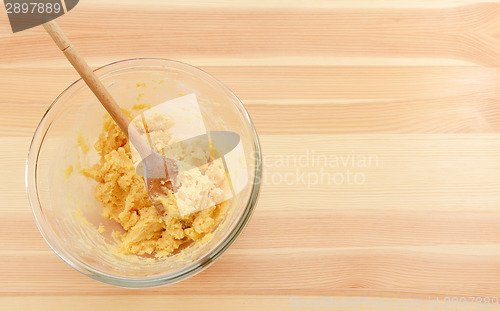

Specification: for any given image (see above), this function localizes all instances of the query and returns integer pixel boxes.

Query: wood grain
[2,0,500,310]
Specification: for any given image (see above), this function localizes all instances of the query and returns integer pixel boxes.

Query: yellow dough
[82,113,226,258]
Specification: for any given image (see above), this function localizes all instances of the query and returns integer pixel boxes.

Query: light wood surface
[2,0,500,310]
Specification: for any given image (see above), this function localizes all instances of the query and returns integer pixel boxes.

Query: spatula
[43,20,177,215]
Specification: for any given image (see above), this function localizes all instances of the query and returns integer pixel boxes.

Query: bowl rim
[25,58,263,288]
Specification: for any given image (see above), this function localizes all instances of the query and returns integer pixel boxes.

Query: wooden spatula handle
[43,20,151,158]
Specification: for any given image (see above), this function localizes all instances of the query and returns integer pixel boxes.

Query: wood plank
[2,66,500,136]
[3,4,500,65]
[6,295,500,311]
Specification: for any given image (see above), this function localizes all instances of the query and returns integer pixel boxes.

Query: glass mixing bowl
[26,58,262,287]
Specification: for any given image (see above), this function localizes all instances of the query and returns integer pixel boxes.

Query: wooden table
[2,0,500,309]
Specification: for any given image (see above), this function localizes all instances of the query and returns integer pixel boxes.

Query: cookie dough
[83,112,227,258]
[129,113,232,217]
